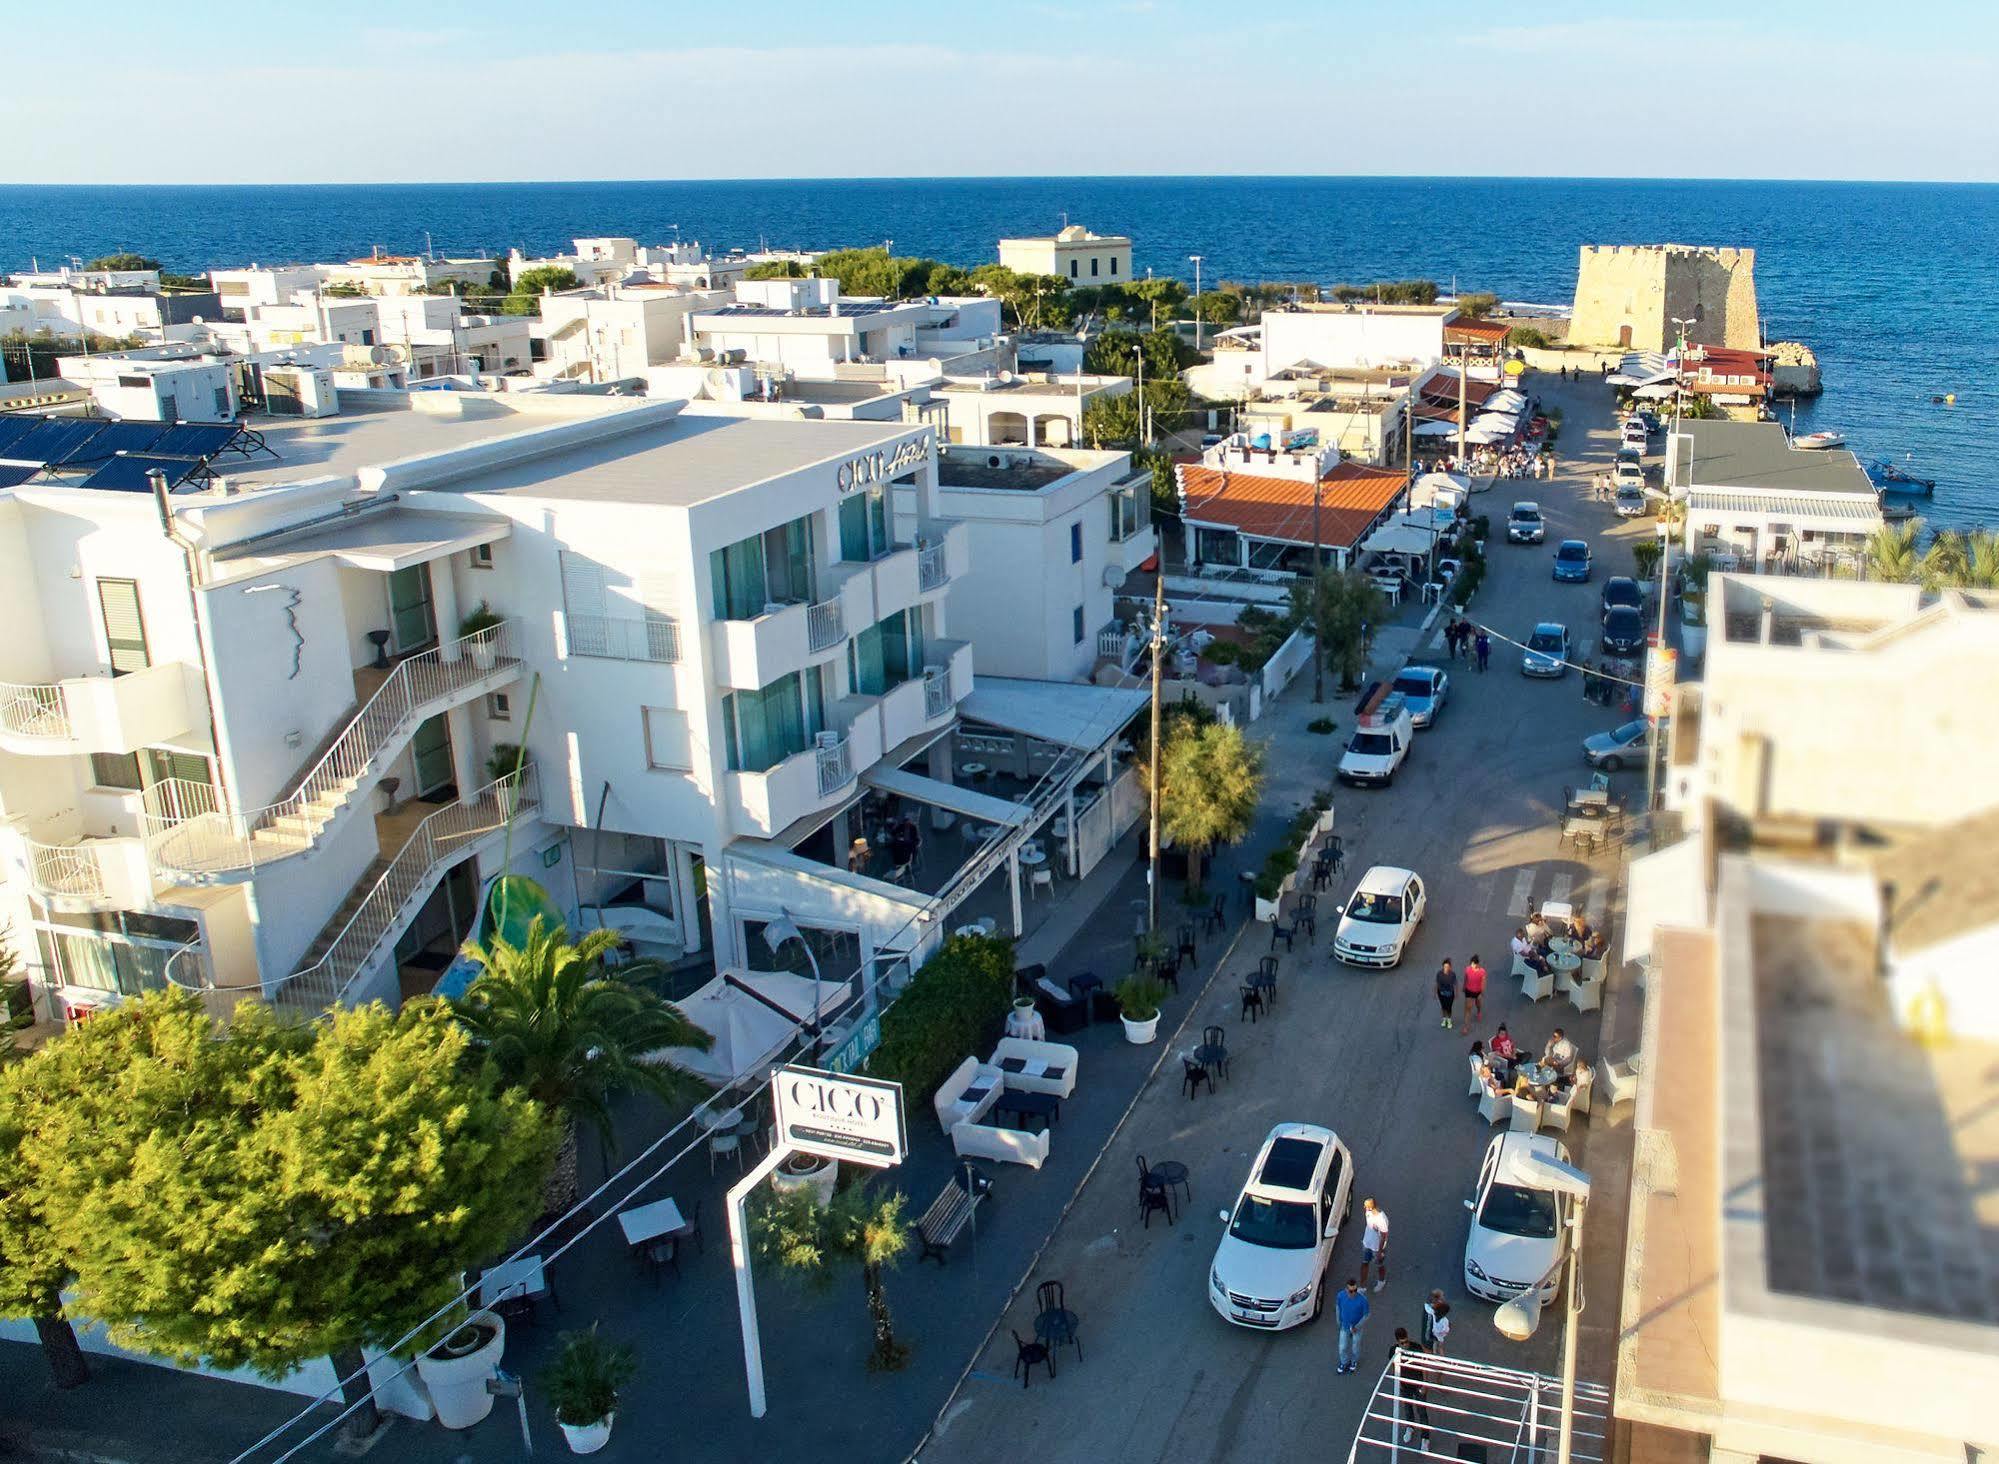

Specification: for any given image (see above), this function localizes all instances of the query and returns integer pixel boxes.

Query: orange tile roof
[1444,317,1510,344]
[1177,461,1405,549]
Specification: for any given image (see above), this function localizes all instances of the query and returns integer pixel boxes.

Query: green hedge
[865,935,1014,1102]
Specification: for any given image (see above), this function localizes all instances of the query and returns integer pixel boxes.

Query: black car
[1600,605,1647,656]
[1601,576,1644,617]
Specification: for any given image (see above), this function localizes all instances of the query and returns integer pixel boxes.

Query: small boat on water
[1878,495,1921,522]
[1867,458,1937,495]
[1794,430,1846,450]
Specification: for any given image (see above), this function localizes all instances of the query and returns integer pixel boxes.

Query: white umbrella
[644,970,848,1082]
[1413,419,1458,437]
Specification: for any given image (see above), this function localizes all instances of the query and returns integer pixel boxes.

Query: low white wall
[1260,627,1314,700]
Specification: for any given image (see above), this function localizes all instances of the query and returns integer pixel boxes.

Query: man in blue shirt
[1335,1277,1370,1375]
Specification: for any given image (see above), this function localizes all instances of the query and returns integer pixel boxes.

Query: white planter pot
[1120,1012,1160,1044]
[1279,870,1298,895]
[1254,895,1281,923]
[470,641,498,672]
[770,1154,838,1207]
[559,1414,614,1455]
[1316,810,1337,837]
[415,1310,506,1430]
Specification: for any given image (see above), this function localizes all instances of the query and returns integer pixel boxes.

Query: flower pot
[1120,1012,1160,1044]
[1316,810,1337,837]
[770,1152,838,1207]
[1254,895,1281,923]
[415,1310,505,1429]
[470,640,498,672]
[559,1414,614,1455]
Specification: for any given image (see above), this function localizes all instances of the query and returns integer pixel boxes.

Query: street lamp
[1189,254,1204,351]
[1488,1153,1591,1464]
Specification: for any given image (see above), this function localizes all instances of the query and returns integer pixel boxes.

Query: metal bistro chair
[1035,1279,1083,1365]
[1139,1152,1177,1222]
[1202,1025,1232,1082]
[1295,892,1318,941]
[1012,1329,1055,1388]
[1154,952,1182,994]
[1203,893,1227,938]
[1180,1054,1212,1101]
[1178,923,1198,967]
[1240,982,1265,1023]
[1269,916,1297,953]
[1310,853,1334,893]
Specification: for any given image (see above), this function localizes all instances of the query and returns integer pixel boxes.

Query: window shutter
[97,579,149,674]
[560,553,608,656]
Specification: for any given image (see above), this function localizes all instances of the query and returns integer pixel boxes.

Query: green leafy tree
[83,252,159,272]
[1149,720,1266,892]
[753,1181,913,1372]
[1922,528,1968,589]
[502,265,581,314]
[454,916,708,1210]
[1454,291,1499,318]
[19,995,555,1440]
[1083,390,1143,448]
[969,264,1068,329]
[1961,530,1999,589]
[745,259,807,280]
[1127,276,1189,326]
[0,1057,89,1387]
[1293,568,1386,690]
[1505,325,1553,349]
[1191,290,1242,326]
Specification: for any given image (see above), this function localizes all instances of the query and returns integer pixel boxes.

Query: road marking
[1506,870,1535,918]
[1547,871,1574,911]
[1472,876,1495,913]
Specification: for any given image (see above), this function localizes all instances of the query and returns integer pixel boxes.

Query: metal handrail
[140,620,519,875]
[815,736,854,797]
[568,613,680,663]
[923,669,953,720]
[806,596,845,652]
[25,840,105,898]
[917,542,949,591]
[0,682,70,740]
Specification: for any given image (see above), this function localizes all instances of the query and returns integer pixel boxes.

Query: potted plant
[541,1326,637,1455]
[770,1149,839,1207]
[460,600,504,669]
[1253,869,1285,924]
[488,744,531,811]
[414,1307,507,1429]
[1116,975,1166,1045]
[1311,790,1337,838]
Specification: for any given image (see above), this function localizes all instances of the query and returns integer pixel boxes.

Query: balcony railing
[806,596,845,653]
[917,542,949,591]
[815,735,854,797]
[27,841,105,899]
[923,669,953,720]
[0,682,69,740]
[569,613,680,663]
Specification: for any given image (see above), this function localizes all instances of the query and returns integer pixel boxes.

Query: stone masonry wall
[1570,244,1760,353]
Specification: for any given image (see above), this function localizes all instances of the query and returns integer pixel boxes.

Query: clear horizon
[5,0,1995,186]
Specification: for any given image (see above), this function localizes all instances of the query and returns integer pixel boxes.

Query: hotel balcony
[709,593,848,693]
[3,819,155,910]
[879,639,972,751]
[724,711,884,841]
[0,660,202,757]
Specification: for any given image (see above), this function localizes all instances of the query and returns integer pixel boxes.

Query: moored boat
[1794,430,1846,450]
[1866,458,1937,494]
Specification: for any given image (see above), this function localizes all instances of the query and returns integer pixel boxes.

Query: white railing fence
[917,542,949,591]
[0,681,71,740]
[568,613,680,663]
[27,841,104,898]
[923,669,953,720]
[815,736,854,797]
[806,597,845,653]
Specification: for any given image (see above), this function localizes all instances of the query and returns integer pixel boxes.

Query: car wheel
[1309,1278,1327,1323]
[1600,755,1622,772]
[1343,1192,1353,1225]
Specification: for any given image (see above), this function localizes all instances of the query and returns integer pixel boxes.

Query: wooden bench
[915,1166,993,1265]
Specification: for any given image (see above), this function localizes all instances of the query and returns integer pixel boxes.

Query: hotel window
[720,667,826,774]
[642,707,692,771]
[710,513,815,620]
[1073,605,1085,644]
[1069,260,1078,279]
[1070,522,1083,563]
[837,486,892,563]
[848,608,926,697]
[90,752,142,791]
[96,578,149,675]
[1091,257,1099,278]
[1110,257,1118,277]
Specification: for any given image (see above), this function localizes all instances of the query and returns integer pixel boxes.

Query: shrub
[1307,717,1337,735]
[1471,513,1491,541]
[1506,326,1552,350]
[1116,976,1166,1022]
[1633,540,1663,581]
[1450,559,1485,607]
[541,1326,637,1428]
[866,935,1013,1102]
[1200,640,1241,666]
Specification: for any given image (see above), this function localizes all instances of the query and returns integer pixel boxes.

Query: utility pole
[1146,571,1167,937]
[1311,474,1325,702]
[1646,318,1693,838]
[1456,343,1468,470]
[1189,254,1204,351]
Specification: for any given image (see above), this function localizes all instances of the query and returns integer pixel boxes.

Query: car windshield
[1557,544,1587,561]
[1347,891,1404,924]
[1391,675,1431,698]
[1479,1183,1559,1238]
[1511,509,1539,523]
[1615,720,1646,743]
[1529,631,1563,654]
[1230,1195,1319,1250]
[1350,732,1394,755]
[1605,609,1640,632]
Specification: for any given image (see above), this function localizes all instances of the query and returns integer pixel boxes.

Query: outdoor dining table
[618,1197,688,1250]
[1516,1062,1560,1095]
[1247,967,1277,1005]
[1194,1041,1229,1083]
[1018,846,1048,869]
[1145,1159,1191,1212]
[478,1256,550,1313]
[994,1089,1060,1131]
[1549,950,1582,974]
[1569,787,1610,811]
[1547,936,1579,958]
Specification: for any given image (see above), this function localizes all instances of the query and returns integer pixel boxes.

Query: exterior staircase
[142,621,520,880]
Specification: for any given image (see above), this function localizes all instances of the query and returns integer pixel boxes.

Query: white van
[1337,683,1412,787]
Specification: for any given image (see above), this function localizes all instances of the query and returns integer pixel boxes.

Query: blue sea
[3,176,1992,525]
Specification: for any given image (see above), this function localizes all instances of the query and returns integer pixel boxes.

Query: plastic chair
[708,1126,745,1175]
[1035,1279,1083,1362]
[1203,894,1227,937]
[1178,924,1198,966]
[1258,955,1280,982]
[1181,1055,1211,1100]
[1029,868,1055,899]
[1012,1329,1055,1388]
[1154,954,1181,994]
[1270,918,1297,952]
[1508,1096,1542,1132]
[1240,984,1264,1022]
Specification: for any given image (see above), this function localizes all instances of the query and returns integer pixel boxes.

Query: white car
[1463,1132,1574,1303]
[1209,1123,1354,1331]
[1333,865,1427,968]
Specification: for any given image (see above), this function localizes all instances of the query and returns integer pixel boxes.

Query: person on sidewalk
[1434,958,1457,1030]
[1422,1290,1453,1354]
[1360,1198,1390,1291]
[1475,631,1491,672]
[1393,1329,1433,1447]
[1336,1278,1370,1375]
[1462,953,1487,1029]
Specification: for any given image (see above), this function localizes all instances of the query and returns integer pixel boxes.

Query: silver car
[1391,666,1450,728]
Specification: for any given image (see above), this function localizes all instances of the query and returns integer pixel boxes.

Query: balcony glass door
[411,713,454,798]
[722,669,825,773]
[387,566,436,652]
[838,486,890,562]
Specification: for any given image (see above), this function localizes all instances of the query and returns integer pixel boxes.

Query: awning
[1631,383,1678,400]
[1360,516,1447,558]
[213,507,510,575]
[961,676,1150,752]
[862,766,1028,826]
[1413,419,1458,437]
[1685,489,1882,527]
[1623,836,1710,969]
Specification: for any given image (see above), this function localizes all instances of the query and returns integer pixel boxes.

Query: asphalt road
[924,374,1647,1464]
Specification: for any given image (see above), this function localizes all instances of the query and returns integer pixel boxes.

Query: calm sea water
[2,176,1992,525]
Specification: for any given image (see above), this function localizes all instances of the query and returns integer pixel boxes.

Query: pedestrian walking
[1393,1329,1433,1447]
[1434,959,1457,1030]
[1335,1278,1370,1375]
[1463,953,1486,1028]
[1475,631,1491,672]
[1360,1198,1390,1291]
[1422,1290,1453,1354]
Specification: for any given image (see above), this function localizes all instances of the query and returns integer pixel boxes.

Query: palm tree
[453,916,709,1210]
[1150,720,1265,894]
[753,1180,912,1372]
[1863,520,1924,583]
[1922,528,1968,590]
[1963,531,1999,590]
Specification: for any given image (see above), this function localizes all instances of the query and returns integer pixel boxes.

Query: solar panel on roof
[0,418,39,454]
[149,423,239,458]
[77,454,202,492]
[9,419,108,464]
[0,463,42,489]
[54,421,168,465]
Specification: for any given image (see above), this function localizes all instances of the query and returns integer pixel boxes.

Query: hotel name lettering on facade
[836,437,929,493]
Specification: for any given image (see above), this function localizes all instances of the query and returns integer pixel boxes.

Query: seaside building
[1185,303,1471,403]
[533,284,727,385]
[0,278,220,345]
[1174,434,1405,576]
[1665,419,1881,571]
[929,369,1130,449]
[208,265,333,317]
[322,253,497,297]
[1618,573,1999,1463]
[996,224,1132,283]
[1569,244,1761,354]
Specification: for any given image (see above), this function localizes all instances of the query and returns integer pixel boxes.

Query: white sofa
[988,1037,1080,1100]
[933,1056,1004,1135]
[952,1117,1050,1169]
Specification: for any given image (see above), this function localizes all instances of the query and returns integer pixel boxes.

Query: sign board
[1643,646,1678,718]
[823,1013,882,1075]
[835,437,929,493]
[772,1064,905,1167]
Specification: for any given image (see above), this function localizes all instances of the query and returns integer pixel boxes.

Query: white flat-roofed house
[690,278,937,374]
[1190,303,1462,401]
[997,224,1132,285]
[207,265,332,318]
[931,369,1131,450]
[1667,418,1883,571]
[536,284,727,385]
[0,389,982,1029]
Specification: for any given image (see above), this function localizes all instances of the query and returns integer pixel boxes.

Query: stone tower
[1569,244,1761,354]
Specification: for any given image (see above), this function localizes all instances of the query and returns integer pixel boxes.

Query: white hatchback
[1332,866,1427,968]
[1463,1132,1575,1303]
[1209,1123,1354,1331]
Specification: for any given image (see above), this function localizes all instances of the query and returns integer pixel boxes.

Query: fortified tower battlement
[1569,244,1761,354]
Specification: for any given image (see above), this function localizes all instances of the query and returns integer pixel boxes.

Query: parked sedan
[1599,605,1647,656]
[1600,577,1643,616]
[1522,622,1569,678]
[1333,866,1427,968]
[1390,665,1450,729]
[1552,539,1592,583]
[1583,718,1653,771]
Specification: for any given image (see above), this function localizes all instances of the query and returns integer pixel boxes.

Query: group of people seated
[1510,909,1610,976]
[1471,1025,1583,1099]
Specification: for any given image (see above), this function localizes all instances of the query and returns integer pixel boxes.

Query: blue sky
[6,0,1996,184]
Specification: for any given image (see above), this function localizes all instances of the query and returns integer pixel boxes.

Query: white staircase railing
[140,620,519,876]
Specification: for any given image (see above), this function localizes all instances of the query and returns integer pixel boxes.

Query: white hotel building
[0,389,1010,1023]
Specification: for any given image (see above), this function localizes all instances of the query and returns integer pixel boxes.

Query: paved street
[922,373,1649,1464]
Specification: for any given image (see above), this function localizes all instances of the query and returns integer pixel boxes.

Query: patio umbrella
[643,972,814,1082]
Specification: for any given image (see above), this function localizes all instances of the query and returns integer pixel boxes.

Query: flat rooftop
[1669,419,1875,497]
[936,455,1072,492]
